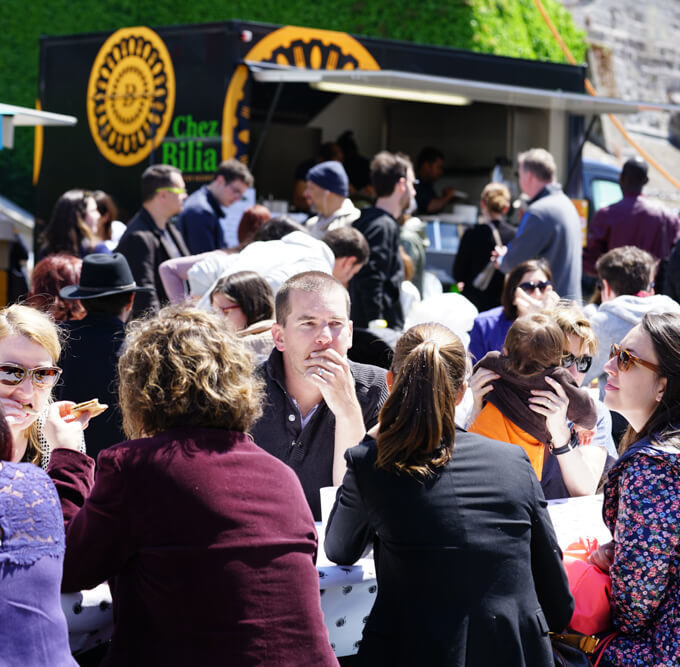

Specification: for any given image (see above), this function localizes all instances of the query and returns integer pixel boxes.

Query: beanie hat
[306,161,349,198]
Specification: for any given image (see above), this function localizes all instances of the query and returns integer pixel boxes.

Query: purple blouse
[0,462,76,666]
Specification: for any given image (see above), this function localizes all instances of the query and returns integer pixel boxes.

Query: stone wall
[562,0,680,203]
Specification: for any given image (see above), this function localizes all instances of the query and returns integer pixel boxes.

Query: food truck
[35,19,661,255]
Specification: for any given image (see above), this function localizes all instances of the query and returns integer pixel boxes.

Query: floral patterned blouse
[600,441,680,667]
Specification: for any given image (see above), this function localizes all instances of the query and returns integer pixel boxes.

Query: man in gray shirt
[495,148,582,301]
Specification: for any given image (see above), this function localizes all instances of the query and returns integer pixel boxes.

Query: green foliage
[0,0,586,211]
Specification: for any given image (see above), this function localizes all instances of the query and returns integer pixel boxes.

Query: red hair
[237,205,272,245]
[26,254,86,322]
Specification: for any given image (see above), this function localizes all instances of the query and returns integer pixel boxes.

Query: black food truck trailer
[35,19,661,277]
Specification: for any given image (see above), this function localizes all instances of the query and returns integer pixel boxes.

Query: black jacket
[325,431,574,666]
[56,314,127,461]
[115,208,189,318]
[349,207,404,330]
[453,218,517,312]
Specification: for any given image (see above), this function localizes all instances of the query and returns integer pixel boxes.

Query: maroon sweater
[48,427,338,667]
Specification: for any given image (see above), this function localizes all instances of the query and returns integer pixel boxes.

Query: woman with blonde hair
[0,304,88,465]
[325,322,573,666]
[47,306,337,666]
[468,304,610,499]
[453,182,516,311]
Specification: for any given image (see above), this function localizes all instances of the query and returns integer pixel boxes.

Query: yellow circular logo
[222,27,380,162]
[87,27,176,166]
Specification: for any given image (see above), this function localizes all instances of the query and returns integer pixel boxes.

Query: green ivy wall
[0,0,586,211]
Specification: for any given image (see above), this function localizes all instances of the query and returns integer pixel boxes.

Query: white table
[63,496,611,658]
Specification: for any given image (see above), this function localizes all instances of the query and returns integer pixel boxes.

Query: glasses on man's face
[156,187,187,195]
[226,183,247,199]
[518,280,551,294]
[0,363,62,388]
[561,353,593,373]
[609,343,661,374]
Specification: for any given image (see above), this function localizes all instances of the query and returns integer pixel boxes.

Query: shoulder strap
[486,221,502,247]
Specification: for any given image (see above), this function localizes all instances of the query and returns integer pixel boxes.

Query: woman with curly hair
[47,306,337,666]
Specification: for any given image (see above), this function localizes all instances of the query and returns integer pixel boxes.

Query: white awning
[0,103,77,127]
[0,102,77,150]
[247,62,680,115]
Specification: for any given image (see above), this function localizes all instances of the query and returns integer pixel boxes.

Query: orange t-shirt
[469,403,547,480]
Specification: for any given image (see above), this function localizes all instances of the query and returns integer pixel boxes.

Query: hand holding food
[43,399,108,454]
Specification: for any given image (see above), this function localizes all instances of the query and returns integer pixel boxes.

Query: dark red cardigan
[48,427,338,667]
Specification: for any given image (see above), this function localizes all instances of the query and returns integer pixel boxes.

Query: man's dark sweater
[250,349,388,520]
[350,207,405,330]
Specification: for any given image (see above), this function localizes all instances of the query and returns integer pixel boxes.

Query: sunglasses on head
[609,343,661,374]
[561,353,593,373]
[0,363,62,388]
[518,280,551,293]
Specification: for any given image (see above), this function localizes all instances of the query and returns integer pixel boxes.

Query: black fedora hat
[60,253,155,300]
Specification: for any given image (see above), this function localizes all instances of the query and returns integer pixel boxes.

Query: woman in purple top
[468,258,556,363]
[0,405,77,666]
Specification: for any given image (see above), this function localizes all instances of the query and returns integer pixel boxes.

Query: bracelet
[549,428,579,456]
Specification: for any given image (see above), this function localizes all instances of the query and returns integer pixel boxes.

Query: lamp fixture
[310,80,471,106]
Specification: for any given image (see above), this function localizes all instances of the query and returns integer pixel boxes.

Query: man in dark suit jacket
[57,253,154,461]
[115,164,190,319]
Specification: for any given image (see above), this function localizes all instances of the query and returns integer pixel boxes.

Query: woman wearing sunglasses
[468,302,613,499]
[468,258,558,364]
[537,302,614,499]
[0,305,90,464]
[589,312,680,666]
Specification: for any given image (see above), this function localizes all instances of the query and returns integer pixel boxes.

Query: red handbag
[563,538,613,635]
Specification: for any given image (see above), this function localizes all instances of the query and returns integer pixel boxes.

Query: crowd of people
[1,143,679,667]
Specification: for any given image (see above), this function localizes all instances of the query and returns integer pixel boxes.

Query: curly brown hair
[118,306,263,439]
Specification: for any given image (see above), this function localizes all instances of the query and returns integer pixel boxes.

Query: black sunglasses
[518,280,551,293]
[0,363,62,388]
[561,353,593,373]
